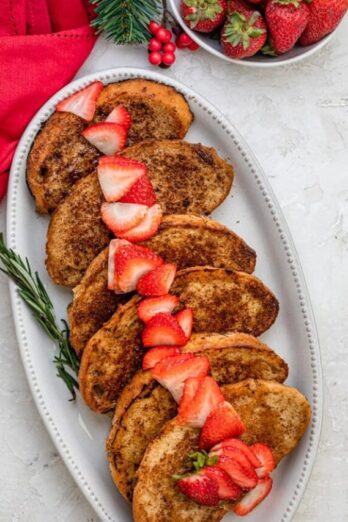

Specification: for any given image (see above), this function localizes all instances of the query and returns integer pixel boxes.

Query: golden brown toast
[106,333,288,501]
[46,141,235,287]
[79,268,279,413]
[95,79,193,144]
[68,215,256,355]
[27,79,193,214]
[27,112,99,214]
[133,380,311,522]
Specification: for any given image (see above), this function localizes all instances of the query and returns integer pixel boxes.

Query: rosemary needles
[0,233,79,400]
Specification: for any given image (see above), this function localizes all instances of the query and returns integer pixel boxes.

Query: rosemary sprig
[0,233,80,400]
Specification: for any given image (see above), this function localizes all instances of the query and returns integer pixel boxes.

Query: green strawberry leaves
[223,11,265,50]
[172,450,219,480]
[184,0,223,26]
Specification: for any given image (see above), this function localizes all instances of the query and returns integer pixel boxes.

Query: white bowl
[168,0,338,67]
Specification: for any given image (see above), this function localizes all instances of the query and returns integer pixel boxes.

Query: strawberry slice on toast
[175,308,193,339]
[214,453,258,490]
[107,238,130,291]
[98,156,146,202]
[233,476,273,515]
[199,402,246,450]
[151,353,210,402]
[106,105,132,131]
[178,376,225,427]
[137,294,180,323]
[101,202,148,234]
[82,122,127,155]
[120,174,156,206]
[142,345,181,370]
[117,203,162,242]
[114,242,163,293]
[176,473,220,507]
[250,443,275,478]
[56,81,103,121]
[211,439,261,469]
[142,313,188,348]
[137,263,177,296]
[201,466,242,501]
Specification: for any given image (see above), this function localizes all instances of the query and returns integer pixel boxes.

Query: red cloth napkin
[0,0,97,200]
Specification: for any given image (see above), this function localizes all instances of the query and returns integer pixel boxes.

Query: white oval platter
[169,0,337,68]
[7,68,322,522]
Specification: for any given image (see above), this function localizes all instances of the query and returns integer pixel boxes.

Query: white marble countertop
[1,20,348,521]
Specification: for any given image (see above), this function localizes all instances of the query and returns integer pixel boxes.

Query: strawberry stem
[223,11,265,50]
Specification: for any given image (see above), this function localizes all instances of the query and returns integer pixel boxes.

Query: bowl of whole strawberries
[168,0,347,66]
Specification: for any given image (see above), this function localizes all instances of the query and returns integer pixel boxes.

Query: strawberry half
[120,174,156,206]
[82,122,127,155]
[106,105,132,131]
[142,346,181,370]
[234,476,273,515]
[175,308,193,339]
[178,376,225,427]
[56,81,103,121]
[117,204,162,242]
[212,439,261,469]
[101,202,148,235]
[98,156,146,202]
[176,473,220,506]
[137,294,180,323]
[107,238,130,291]
[201,466,242,501]
[199,401,246,450]
[142,313,187,348]
[151,353,210,402]
[215,453,258,490]
[115,243,163,293]
[137,263,177,297]
[250,443,276,478]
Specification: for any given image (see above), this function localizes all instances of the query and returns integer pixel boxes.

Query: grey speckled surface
[1,19,348,521]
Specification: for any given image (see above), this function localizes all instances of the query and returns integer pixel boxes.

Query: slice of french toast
[94,79,193,144]
[106,333,288,501]
[27,79,193,214]
[68,215,256,356]
[133,379,311,522]
[79,268,279,413]
[46,141,235,287]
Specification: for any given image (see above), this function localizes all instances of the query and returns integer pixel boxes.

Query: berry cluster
[147,20,199,68]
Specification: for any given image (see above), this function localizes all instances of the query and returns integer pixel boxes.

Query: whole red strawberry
[221,1,267,59]
[181,0,227,32]
[299,0,348,45]
[264,0,309,54]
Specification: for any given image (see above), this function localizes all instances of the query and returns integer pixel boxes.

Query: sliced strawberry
[178,376,203,411]
[117,204,162,242]
[201,466,242,501]
[250,443,275,478]
[199,402,246,450]
[212,439,261,469]
[137,263,177,297]
[115,243,163,293]
[178,376,225,427]
[107,238,130,291]
[176,473,220,507]
[98,156,146,202]
[234,476,273,515]
[120,174,156,206]
[142,346,181,370]
[142,312,187,348]
[137,294,180,322]
[106,105,132,131]
[56,81,103,121]
[82,122,127,155]
[215,454,258,490]
[175,308,193,339]
[151,353,210,402]
[101,202,148,234]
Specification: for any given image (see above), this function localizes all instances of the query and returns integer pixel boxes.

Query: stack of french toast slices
[27,78,311,522]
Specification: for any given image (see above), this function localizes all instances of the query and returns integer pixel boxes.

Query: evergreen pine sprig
[90,0,163,44]
[0,233,80,400]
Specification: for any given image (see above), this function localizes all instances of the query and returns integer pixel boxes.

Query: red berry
[163,42,176,53]
[148,51,162,65]
[162,52,176,65]
[156,27,172,43]
[176,32,193,48]
[149,20,161,34]
[189,41,199,51]
[148,37,162,52]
